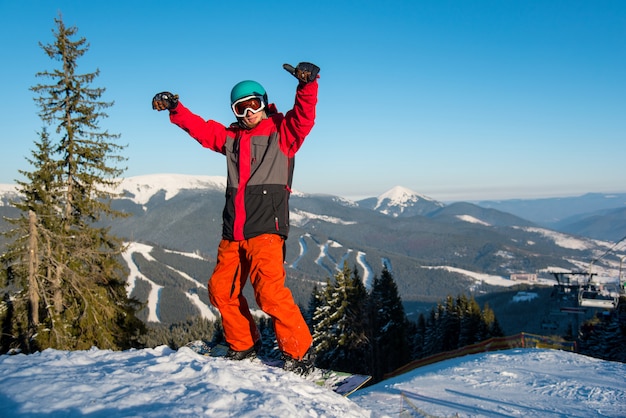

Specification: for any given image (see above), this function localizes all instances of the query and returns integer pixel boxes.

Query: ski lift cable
[588,233,626,275]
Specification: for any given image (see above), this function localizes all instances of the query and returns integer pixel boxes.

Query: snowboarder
[152,62,320,375]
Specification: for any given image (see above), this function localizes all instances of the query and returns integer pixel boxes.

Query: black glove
[283,62,320,83]
[152,92,179,111]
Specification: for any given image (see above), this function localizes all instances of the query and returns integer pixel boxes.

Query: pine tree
[368,267,411,380]
[0,15,144,353]
[304,283,323,332]
[311,278,336,358]
[312,264,369,374]
[411,313,427,359]
[440,295,460,351]
[458,295,483,347]
[489,315,505,338]
[416,294,505,361]
[479,302,496,341]
[424,303,446,356]
[1,129,63,352]
[343,265,370,374]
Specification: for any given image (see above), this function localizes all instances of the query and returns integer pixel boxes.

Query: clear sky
[1,1,624,202]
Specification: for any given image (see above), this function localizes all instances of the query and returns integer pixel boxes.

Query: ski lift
[578,284,618,309]
[582,234,626,309]
[549,271,587,314]
[549,271,618,310]
[550,271,587,296]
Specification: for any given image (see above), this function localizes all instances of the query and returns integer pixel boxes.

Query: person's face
[232,95,266,129]
[241,108,265,128]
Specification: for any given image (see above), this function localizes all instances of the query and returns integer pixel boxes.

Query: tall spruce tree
[1,129,63,352]
[312,264,369,374]
[0,15,144,353]
[311,278,336,357]
[304,283,323,331]
[440,295,461,351]
[458,295,483,347]
[368,267,411,380]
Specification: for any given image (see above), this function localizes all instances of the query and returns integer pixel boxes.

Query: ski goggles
[231,95,265,117]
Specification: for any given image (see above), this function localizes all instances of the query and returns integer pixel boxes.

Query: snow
[517,226,597,251]
[352,349,626,417]
[375,186,437,208]
[116,174,227,206]
[356,251,374,289]
[424,266,518,287]
[121,242,163,323]
[512,291,539,302]
[0,183,19,206]
[1,347,624,417]
[121,242,218,322]
[457,214,491,226]
[374,185,442,216]
[290,209,357,227]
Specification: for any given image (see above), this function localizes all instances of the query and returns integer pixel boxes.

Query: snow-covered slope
[0,184,19,207]
[352,348,626,417]
[116,174,227,206]
[0,347,623,417]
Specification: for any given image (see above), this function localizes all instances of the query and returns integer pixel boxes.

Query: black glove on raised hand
[152,92,179,111]
[283,62,320,83]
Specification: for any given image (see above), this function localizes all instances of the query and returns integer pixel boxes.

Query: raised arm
[280,62,320,157]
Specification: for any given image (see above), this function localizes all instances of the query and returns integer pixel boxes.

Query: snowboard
[184,340,371,397]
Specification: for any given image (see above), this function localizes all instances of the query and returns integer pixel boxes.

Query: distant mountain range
[1,174,624,335]
[474,193,626,241]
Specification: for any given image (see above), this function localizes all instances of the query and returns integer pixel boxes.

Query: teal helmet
[230,80,268,105]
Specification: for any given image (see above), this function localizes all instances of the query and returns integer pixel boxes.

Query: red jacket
[169,80,318,241]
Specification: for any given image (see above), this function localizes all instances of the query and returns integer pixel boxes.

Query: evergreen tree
[415,294,505,361]
[368,267,411,380]
[489,315,505,338]
[424,303,446,356]
[479,302,496,341]
[440,295,460,351]
[304,283,323,332]
[411,313,427,359]
[257,317,280,359]
[312,264,369,374]
[578,304,626,363]
[1,129,62,352]
[311,278,336,359]
[0,15,144,353]
[343,265,370,374]
[458,295,483,347]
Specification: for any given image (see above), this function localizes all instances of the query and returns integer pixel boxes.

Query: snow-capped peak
[375,186,436,209]
[370,185,444,217]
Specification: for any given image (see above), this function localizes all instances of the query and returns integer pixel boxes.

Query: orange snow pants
[207,234,312,359]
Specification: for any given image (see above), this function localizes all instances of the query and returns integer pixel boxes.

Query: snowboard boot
[282,347,316,376]
[225,340,261,361]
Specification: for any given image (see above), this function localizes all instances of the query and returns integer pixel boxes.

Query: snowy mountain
[116,174,226,206]
[358,185,445,217]
[1,174,624,332]
[0,346,623,417]
[0,184,19,207]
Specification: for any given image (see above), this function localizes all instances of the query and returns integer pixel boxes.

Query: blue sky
[1,1,624,201]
